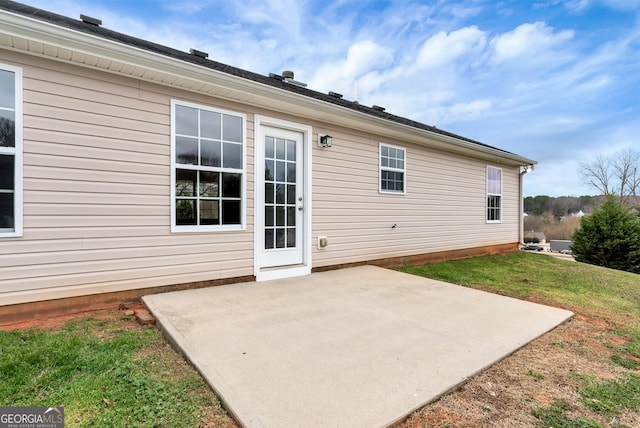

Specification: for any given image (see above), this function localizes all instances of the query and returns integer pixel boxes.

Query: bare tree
[613,149,640,202]
[581,149,640,204]
[580,154,611,196]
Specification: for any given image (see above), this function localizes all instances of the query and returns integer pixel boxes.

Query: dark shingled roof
[0,0,519,157]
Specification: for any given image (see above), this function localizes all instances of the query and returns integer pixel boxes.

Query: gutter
[519,164,535,245]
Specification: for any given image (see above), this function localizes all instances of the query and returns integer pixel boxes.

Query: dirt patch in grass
[400,315,640,428]
[0,310,119,331]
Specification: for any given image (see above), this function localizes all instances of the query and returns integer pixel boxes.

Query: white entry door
[258,125,305,269]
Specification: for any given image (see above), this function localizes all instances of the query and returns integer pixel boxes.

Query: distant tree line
[523,195,603,218]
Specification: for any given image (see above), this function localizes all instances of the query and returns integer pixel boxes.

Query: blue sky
[19,0,640,196]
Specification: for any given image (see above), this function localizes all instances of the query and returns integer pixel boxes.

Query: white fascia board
[0,9,536,167]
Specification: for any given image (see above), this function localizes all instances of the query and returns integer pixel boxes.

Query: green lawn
[399,252,640,427]
[399,252,640,337]
[0,316,233,427]
[1,252,638,427]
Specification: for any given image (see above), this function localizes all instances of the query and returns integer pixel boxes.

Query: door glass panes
[265,136,274,158]
[265,183,274,204]
[287,185,296,204]
[276,160,285,181]
[265,136,297,249]
[276,184,285,204]
[265,229,275,250]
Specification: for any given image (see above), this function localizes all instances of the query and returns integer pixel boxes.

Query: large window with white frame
[379,143,406,194]
[171,101,245,232]
[0,64,22,237]
[486,165,502,223]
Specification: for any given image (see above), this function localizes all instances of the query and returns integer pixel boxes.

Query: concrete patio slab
[143,265,573,428]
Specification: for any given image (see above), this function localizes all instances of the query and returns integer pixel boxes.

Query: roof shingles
[0,0,521,157]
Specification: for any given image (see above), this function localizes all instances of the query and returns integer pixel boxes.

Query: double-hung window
[0,65,22,237]
[486,166,502,223]
[379,143,406,194]
[171,101,245,232]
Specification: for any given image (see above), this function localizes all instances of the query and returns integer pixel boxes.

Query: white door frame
[254,115,312,281]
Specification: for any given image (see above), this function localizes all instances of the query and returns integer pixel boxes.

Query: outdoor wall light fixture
[520,164,534,175]
[318,134,333,148]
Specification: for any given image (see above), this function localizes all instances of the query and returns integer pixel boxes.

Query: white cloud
[445,99,493,121]
[308,40,394,96]
[563,0,592,12]
[415,26,487,70]
[489,22,575,64]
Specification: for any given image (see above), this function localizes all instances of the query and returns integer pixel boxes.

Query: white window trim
[379,142,406,195]
[170,99,247,232]
[0,63,23,238]
[486,165,502,224]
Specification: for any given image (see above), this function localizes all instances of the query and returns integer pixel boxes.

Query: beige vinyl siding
[0,51,255,305]
[1,47,522,306]
[311,127,520,267]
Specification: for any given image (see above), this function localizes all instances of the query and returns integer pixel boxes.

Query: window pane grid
[0,67,17,233]
[175,108,243,171]
[380,144,406,194]
[264,136,297,250]
[173,102,244,228]
[486,166,502,222]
